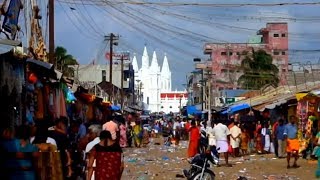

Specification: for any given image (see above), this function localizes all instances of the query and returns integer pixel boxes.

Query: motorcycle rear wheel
[190,169,215,180]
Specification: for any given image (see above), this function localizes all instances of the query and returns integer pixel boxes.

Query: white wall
[75,64,130,89]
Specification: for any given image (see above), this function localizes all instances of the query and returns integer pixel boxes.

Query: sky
[47,0,320,90]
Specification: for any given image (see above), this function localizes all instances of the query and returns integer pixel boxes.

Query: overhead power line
[58,0,320,7]
[57,0,101,40]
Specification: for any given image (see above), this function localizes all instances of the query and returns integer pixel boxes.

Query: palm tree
[238,49,279,90]
[55,46,78,77]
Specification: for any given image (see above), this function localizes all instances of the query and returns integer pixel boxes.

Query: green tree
[55,46,78,77]
[238,49,279,90]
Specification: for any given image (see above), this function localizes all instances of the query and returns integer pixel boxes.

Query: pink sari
[119,124,127,148]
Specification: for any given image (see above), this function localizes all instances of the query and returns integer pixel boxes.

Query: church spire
[132,53,139,72]
[161,53,170,75]
[150,51,159,72]
[141,46,149,69]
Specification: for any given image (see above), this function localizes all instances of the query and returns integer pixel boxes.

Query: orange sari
[188,126,200,158]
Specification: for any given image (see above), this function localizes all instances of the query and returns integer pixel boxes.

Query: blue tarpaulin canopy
[110,105,121,111]
[187,105,202,115]
[221,103,250,114]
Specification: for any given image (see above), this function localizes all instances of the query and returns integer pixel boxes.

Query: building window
[281,33,286,37]
[282,69,286,72]
[102,70,106,81]
[282,51,286,55]
[273,51,280,55]
[236,52,240,56]
[221,52,227,55]
[273,34,279,37]
[228,52,233,56]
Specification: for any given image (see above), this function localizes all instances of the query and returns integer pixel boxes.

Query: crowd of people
[1,112,320,179]
[0,113,153,180]
[184,114,320,172]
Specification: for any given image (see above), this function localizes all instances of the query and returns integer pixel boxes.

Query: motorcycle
[183,147,219,180]
[199,129,208,154]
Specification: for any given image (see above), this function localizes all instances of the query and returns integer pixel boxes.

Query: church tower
[141,46,149,69]
[132,53,139,72]
[138,46,151,106]
[148,51,161,112]
[160,53,172,92]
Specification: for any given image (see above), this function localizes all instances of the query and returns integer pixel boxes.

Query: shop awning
[27,58,53,70]
[252,103,270,111]
[229,103,250,113]
[110,105,121,111]
[308,90,320,96]
[222,103,250,114]
[296,92,308,101]
[187,105,202,115]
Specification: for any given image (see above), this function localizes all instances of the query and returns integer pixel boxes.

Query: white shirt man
[212,122,230,153]
[173,121,182,136]
[230,124,241,149]
[206,125,216,146]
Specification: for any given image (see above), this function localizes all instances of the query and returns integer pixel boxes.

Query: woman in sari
[87,130,124,180]
[188,120,200,158]
[133,121,143,148]
[255,122,263,154]
[119,120,127,148]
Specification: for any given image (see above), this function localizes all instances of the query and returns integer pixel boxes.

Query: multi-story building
[204,22,288,90]
[73,60,135,104]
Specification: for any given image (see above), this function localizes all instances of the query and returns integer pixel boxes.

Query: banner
[105,51,130,62]
[2,0,22,36]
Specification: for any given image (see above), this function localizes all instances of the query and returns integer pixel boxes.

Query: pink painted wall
[204,23,288,89]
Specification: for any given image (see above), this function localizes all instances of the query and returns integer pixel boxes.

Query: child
[240,127,250,155]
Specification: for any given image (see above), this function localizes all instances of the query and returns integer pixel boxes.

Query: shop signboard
[105,51,130,63]
[226,97,235,104]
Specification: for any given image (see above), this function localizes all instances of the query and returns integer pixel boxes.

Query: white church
[132,46,188,113]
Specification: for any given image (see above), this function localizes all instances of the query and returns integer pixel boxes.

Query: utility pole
[120,55,124,111]
[48,0,54,64]
[201,69,204,112]
[104,33,119,102]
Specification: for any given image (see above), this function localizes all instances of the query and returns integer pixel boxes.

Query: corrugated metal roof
[231,81,320,111]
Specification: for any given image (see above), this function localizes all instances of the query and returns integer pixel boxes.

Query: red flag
[105,52,111,61]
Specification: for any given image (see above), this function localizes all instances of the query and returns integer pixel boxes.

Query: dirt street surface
[122,138,317,180]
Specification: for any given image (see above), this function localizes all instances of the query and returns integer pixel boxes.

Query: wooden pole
[121,55,124,111]
[49,0,54,64]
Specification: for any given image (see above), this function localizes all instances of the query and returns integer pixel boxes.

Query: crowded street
[122,138,317,180]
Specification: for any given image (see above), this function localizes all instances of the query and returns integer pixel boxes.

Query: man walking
[276,119,286,158]
[284,116,300,169]
[211,119,232,167]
